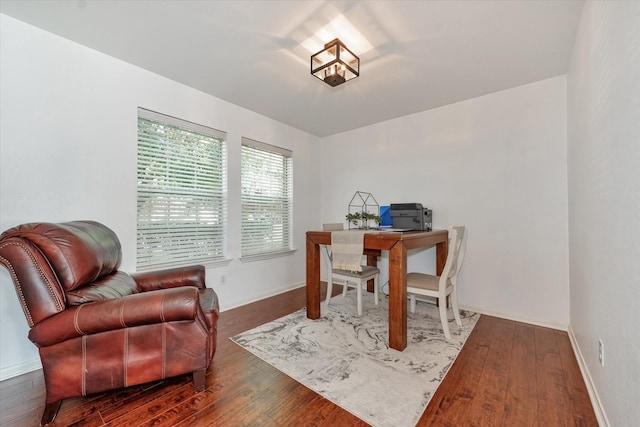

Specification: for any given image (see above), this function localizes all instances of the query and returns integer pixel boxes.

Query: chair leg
[373,275,379,306]
[451,288,462,326]
[193,369,207,392]
[356,282,363,316]
[409,295,416,313]
[325,275,334,305]
[41,400,62,425]
[342,280,349,298]
[439,298,452,339]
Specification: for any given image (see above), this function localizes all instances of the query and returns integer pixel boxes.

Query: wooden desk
[306,229,449,351]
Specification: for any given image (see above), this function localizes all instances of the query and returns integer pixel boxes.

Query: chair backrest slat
[444,226,467,280]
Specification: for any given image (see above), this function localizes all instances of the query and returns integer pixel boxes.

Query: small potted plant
[346,211,382,229]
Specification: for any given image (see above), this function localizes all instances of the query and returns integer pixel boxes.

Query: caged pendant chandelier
[310,38,360,87]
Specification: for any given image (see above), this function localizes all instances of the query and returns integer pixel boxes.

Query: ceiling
[0,0,584,137]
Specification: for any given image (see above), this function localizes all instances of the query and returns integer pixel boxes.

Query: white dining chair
[406,225,467,339]
[322,223,379,316]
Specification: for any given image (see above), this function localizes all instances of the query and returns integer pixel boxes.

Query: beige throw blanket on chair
[331,230,368,272]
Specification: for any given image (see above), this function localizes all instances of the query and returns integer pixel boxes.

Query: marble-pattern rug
[230,292,479,427]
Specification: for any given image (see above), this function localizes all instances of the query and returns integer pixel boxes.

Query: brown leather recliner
[0,221,219,425]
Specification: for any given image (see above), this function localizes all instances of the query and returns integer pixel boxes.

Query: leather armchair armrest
[28,286,201,347]
[132,265,206,292]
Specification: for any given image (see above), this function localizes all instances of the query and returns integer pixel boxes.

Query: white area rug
[231,292,479,427]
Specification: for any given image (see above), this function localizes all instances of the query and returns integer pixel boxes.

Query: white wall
[320,76,570,329]
[567,2,640,425]
[0,15,321,379]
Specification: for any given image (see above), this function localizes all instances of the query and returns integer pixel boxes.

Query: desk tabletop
[306,229,447,251]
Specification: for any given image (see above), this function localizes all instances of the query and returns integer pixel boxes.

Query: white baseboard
[567,326,609,427]
[0,358,41,381]
[379,291,568,332]
[458,303,568,331]
[220,282,306,312]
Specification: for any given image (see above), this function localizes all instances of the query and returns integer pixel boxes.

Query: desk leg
[388,242,407,351]
[306,235,321,319]
[366,253,377,293]
[436,238,448,276]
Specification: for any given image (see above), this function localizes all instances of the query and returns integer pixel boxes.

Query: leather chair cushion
[66,271,138,306]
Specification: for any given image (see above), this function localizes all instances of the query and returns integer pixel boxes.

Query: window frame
[136,108,229,271]
[240,137,294,260]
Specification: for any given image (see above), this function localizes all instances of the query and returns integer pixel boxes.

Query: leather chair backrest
[4,221,122,290]
[0,221,123,325]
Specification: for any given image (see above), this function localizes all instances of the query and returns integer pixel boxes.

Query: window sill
[136,257,232,273]
[240,249,297,263]
[202,257,234,268]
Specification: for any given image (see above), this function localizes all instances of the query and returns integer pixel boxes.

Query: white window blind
[241,137,293,257]
[137,108,227,270]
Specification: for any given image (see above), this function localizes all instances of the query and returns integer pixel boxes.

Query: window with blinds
[241,137,293,257]
[137,108,227,270]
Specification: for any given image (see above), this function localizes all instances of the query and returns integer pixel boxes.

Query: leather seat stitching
[119,300,127,328]
[74,305,85,335]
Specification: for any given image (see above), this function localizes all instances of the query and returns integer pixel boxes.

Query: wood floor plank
[0,407,42,427]
[263,376,328,422]
[535,325,574,426]
[0,369,42,391]
[554,329,598,426]
[96,380,181,423]
[170,389,261,427]
[419,314,496,426]
[0,285,598,427]
[131,386,219,427]
[52,383,164,426]
[465,318,514,426]
[104,380,196,425]
[55,411,105,427]
[273,393,365,427]
[0,384,45,413]
[500,322,538,427]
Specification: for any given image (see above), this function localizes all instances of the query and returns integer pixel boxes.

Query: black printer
[390,203,433,231]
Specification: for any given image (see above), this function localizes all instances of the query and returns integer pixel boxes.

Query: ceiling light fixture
[310,38,359,87]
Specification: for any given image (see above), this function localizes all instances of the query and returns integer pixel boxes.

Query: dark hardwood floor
[0,284,598,426]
